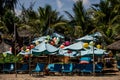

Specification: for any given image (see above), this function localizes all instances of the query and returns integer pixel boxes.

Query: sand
[0,71,120,80]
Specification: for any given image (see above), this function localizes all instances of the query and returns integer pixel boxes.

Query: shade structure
[52,32,64,38]
[3,51,12,54]
[79,57,91,62]
[32,36,47,43]
[63,41,83,50]
[58,49,79,57]
[19,51,31,55]
[92,32,102,37]
[80,47,106,57]
[31,41,58,56]
[76,35,96,42]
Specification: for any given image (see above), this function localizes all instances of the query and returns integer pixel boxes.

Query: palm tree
[0,0,18,34]
[37,5,67,36]
[65,1,94,38]
[92,0,120,44]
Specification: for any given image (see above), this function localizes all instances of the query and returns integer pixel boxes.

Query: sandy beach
[0,71,120,80]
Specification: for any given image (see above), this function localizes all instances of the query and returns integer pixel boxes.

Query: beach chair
[95,63,103,73]
[117,60,120,70]
[62,63,73,75]
[16,64,29,73]
[31,63,45,76]
[74,64,86,75]
[48,63,62,75]
[2,63,14,73]
[80,63,93,75]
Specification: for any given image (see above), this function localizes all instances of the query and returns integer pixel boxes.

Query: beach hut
[106,40,120,50]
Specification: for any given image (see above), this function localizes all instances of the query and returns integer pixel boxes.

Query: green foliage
[0,53,23,63]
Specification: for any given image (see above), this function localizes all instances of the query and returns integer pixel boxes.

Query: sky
[15,0,100,18]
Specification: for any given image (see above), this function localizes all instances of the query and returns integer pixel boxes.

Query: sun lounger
[2,63,14,73]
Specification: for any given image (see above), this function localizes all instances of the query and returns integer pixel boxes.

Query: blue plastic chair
[95,63,103,73]
[117,61,120,70]
[47,63,54,71]
[80,63,93,75]
[2,63,14,73]
[62,63,73,75]
[48,63,62,75]
[16,64,29,73]
[31,63,45,76]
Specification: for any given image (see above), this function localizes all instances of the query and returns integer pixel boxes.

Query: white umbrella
[63,41,83,50]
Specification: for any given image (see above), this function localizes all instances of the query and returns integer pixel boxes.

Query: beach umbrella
[32,36,47,43]
[52,32,64,38]
[58,49,78,57]
[31,41,59,64]
[63,41,83,50]
[92,32,102,37]
[31,41,58,56]
[80,47,106,57]
[76,35,96,42]
[79,57,91,64]
[19,50,31,55]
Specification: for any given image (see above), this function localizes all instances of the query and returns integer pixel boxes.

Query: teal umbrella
[31,41,58,56]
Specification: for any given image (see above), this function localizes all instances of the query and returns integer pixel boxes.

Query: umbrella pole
[29,54,31,75]
[14,24,17,78]
[29,37,31,76]
[48,55,50,64]
[93,38,95,76]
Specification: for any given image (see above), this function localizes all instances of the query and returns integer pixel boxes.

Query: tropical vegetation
[0,0,120,55]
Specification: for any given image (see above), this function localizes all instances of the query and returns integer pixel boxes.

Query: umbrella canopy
[80,48,106,56]
[92,32,102,37]
[63,41,83,50]
[3,51,12,54]
[58,49,78,57]
[80,57,91,62]
[31,41,58,56]
[76,35,96,42]
[52,32,64,38]
[19,50,31,55]
[32,36,47,43]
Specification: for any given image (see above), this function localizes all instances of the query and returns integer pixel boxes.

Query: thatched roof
[115,35,120,40]
[0,41,11,53]
[18,29,32,37]
[106,40,120,50]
